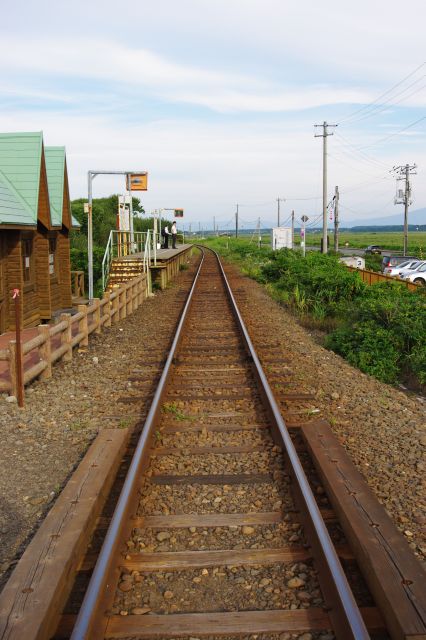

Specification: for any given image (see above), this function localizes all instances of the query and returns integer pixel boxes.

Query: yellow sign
[126,173,148,191]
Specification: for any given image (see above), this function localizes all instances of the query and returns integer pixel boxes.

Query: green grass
[301,230,426,254]
[191,230,426,255]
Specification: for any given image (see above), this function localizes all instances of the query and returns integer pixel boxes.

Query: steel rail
[213,248,370,640]
[70,246,369,640]
[70,249,205,640]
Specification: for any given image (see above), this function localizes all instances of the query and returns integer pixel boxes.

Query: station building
[0,132,79,332]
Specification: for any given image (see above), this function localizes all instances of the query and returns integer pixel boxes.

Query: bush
[203,238,426,386]
[325,322,403,383]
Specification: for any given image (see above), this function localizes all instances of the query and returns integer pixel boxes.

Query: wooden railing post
[93,298,101,334]
[9,341,17,399]
[111,292,119,325]
[78,305,89,347]
[132,280,137,313]
[61,313,73,361]
[103,292,111,328]
[38,325,52,379]
[120,287,127,320]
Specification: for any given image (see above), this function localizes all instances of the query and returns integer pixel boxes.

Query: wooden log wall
[58,230,72,307]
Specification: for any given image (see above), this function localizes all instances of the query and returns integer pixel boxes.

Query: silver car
[384,259,420,276]
[403,262,426,285]
[398,260,426,279]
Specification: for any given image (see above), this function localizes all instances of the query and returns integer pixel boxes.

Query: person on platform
[171,221,177,249]
[162,225,169,249]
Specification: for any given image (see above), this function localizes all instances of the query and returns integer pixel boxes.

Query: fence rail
[0,274,148,397]
[346,266,421,291]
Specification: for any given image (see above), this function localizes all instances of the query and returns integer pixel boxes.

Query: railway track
[2,247,425,640]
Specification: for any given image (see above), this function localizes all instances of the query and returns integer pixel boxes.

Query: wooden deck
[113,244,193,290]
[119,243,192,262]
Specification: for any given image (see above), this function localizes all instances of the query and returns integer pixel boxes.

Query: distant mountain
[343,207,426,228]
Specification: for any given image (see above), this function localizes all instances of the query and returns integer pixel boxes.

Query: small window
[22,238,33,283]
[49,237,57,276]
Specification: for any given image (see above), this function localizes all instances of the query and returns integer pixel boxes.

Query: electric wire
[338,62,425,124]
[358,115,426,150]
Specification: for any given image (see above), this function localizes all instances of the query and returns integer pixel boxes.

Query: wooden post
[111,292,119,324]
[103,292,111,327]
[38,325,52,379]
[126,282,132,316]
[61,313,73,362]
[78,304,89,347]
[93,298,101,334]
[12,290,24,407]
[121,287,127,320]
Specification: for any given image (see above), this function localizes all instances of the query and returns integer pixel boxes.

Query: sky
[1,0,426,230]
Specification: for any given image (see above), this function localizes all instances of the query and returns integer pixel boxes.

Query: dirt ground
[0,253,424,595]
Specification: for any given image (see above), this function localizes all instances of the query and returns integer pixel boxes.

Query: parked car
[365,245,382,254]
[381,255,419,272]
[396,260,425,279]
[400,262,426,285]
[383,259,417,276]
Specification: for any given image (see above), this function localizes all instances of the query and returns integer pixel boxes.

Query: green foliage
[202,236,426,387]
[326,283,426,383]
[364,254,382,272]
[261,249,365,316]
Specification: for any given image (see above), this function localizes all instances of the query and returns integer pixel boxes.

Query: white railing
[102,230,148,291]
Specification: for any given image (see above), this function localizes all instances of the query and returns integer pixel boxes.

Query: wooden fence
[346,266,420,291]
[0,274,148,397]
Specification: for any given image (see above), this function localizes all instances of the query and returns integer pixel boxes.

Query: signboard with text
[126,173,148,191]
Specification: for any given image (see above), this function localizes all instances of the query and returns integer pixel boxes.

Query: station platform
[109,244,193,290]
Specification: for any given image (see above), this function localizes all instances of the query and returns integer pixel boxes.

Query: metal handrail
[101,231,114,292]
[101,230,149,291]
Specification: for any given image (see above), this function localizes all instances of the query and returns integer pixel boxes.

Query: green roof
[45,146,65,227]
[71,214,81,228]
[0,132,43,224]
[0,168,35,226]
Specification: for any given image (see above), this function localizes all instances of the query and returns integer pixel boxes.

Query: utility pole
[315,121,337,253]
[333,186,339,253]
[235,204,239,238]
[291,210,295,249]
[213,216,215,236]
[257,217,261,247]
[277,198,285,227]
[393,164,417,256]
[301,215,309,258]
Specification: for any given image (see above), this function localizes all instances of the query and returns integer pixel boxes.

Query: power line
[334,132,390,169]
[358,115,426,150]
[347,78,426,125]
[338,62,426,124]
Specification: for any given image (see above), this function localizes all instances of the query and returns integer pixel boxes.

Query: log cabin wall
[0,234,6,333]
[5,231,24,330]
[48,233,62,313]
[58,229,72,308]
[34,228,50,321]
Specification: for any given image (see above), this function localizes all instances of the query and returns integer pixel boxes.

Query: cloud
[0,36,374,113]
